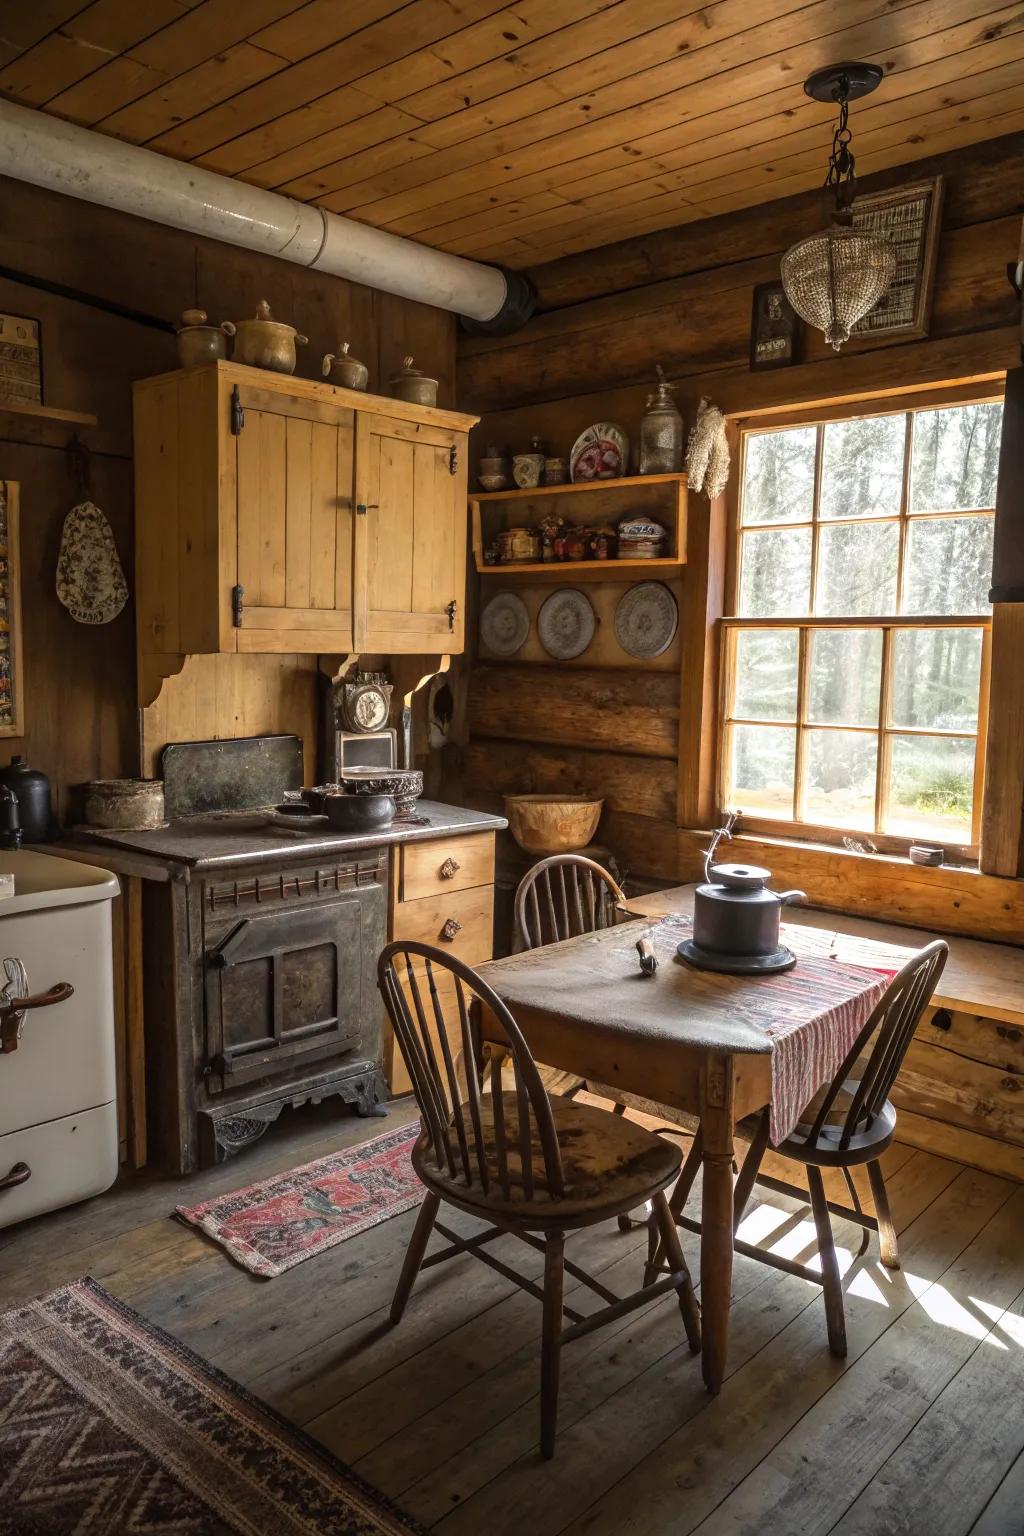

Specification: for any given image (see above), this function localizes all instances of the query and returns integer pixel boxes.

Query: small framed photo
[850,176,944,343]
[0,313,42,407]
[750,282,800,370]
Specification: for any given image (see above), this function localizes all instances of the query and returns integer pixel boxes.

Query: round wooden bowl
[503,795,603,854]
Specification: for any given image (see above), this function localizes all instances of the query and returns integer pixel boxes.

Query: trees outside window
[723,399,1000,850]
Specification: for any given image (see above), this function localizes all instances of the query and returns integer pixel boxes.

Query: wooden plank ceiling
[1,0,1023,271]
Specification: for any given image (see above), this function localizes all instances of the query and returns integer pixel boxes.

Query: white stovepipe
[0,99,510,323]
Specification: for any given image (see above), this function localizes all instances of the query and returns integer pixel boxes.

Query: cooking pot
[229,300,307,374]
[387,356,438,408]
[176,308,234,368]
[692,863,806,959]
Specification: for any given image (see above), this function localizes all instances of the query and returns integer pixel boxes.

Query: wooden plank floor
[2,1098,1022,1536]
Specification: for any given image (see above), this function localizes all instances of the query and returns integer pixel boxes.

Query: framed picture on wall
[0,313,42,407]
[0,482,24,736]
[850,177,944,343]
[750,282,801,370]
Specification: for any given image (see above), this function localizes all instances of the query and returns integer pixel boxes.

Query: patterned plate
[614,581,678,658]
[570,422,629,482]
[480,591,530,656]
[538,588,596,660]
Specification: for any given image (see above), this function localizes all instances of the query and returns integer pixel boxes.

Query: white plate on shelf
[538,588,596,660]
[614,581,678,658]
[570,422,629,482]
[480,591,530,656]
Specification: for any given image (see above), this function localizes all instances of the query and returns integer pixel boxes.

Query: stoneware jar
[229,300,307,374]
[321,341,369,391]
[512,436,546,489]
[176,309,234,368]
[388,356,438,408]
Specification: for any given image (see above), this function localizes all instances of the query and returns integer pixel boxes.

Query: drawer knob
[439,857,460,881]
[439,917,463,942]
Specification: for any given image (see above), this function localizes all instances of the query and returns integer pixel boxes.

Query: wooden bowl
[503,795,603,854]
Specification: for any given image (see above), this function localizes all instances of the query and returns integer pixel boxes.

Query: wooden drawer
[399,832,495,902]
[391,884,494,969]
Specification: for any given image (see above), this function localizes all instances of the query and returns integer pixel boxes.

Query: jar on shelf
[639,365,684,475]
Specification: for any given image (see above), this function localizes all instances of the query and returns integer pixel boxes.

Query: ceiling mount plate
[804,62,884,104]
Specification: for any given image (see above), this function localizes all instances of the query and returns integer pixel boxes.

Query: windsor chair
[378,939,701,1458]
[646,939,948,1358]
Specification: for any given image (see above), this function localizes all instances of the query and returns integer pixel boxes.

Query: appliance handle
[0,971,75,1054]
[777,890,808,906]
[0,1161,30,1192]
[7,981,75,1011]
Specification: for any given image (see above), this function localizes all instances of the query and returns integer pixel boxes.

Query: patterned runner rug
[177,1121,422,1277]
[0,1277,423,1534]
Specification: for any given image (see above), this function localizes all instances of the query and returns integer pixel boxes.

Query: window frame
[720,387,1002,858]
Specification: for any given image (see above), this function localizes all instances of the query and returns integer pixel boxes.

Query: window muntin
[724,400,1000,849]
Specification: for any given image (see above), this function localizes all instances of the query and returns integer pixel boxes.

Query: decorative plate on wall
[570,422,629,482]
[538,588,596,660]
[480,591,530,656]
[614,582,678,658]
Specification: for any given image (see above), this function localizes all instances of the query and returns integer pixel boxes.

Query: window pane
[739,526,812,616]
[902,516,994,615]
[910,403,1003,512]
[886,734,975,843]
[733,629,798,720]
[820,414,905,520]
[804,729,877,831]
[816,521,899,616]
[741,427,816,525]
[890,628,983,731]
[808,629,882,725]
[727,724,795,820]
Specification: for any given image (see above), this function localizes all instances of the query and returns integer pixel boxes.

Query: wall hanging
[848,177,943,343]
[0,482,23,735]
[480,591,530,656]
[686,398,730,500]
[780,64,895,351]
[537,588,596,660]
[55,437,128,625]
[0,313,41,406]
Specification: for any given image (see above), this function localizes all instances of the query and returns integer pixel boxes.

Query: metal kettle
[692,863,806,960]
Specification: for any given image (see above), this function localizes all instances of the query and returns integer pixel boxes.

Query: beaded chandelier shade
[781,64,896,352]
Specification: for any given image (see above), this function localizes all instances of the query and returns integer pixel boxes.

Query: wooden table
[475,885,929,1395]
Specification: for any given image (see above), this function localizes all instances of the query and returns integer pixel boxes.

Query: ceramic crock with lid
[176,309,234,368]
[321,341,369,391]
[229,300,308,375]
[387,356,438,407]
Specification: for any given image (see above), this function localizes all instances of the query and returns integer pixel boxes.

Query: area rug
[177,1121,422,1278]
[0,1276,424,1534]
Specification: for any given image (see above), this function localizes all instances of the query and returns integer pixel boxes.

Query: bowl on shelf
[503,794,604,854]
[322,791,396,834]
[339,766,424,814]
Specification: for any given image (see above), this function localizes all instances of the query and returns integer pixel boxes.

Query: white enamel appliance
[0,851,119,1228]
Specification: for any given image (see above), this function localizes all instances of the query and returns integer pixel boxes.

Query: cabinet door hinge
[446,599,457,631]
[230,386,244,435]
[448,444,458,475]
[231,584,244,627]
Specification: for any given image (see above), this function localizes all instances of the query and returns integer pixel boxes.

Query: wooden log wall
[0,174,455,821]
[447,133,1024,937]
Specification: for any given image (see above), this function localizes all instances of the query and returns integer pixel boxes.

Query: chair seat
[768,1077,898,1166]
[413,1093,682,1228]
[587,1082,701,1137]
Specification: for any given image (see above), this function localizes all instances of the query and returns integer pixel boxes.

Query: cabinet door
[234,385,355,653]
[353,413,467,653]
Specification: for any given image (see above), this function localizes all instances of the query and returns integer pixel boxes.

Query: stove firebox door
[204,897,370,1090]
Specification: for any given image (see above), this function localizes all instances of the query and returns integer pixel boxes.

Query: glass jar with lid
[639,365,684,475]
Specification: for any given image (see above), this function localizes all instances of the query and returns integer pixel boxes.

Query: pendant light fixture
[781,63,895,351]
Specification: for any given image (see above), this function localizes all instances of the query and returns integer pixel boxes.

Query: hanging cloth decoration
[55,436,128,625]
[686,398,731,500]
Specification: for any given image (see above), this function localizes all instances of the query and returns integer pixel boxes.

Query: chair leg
[540,1231,565,1460]
[806,1166,847,1358]
[390,1191,440,1325]
[652,1190,701,1354]
[732,1108,770,1233]
[668,1126,705,1221]
[867,1159,900,1269]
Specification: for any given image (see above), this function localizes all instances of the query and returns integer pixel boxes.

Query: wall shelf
[0,400,97,427]
[471,471,687,577]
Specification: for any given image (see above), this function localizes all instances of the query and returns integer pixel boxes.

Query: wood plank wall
[0,175,455,822]
[446,133,1024,937]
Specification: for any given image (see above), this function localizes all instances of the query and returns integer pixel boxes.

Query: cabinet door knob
[439,917,462,942]
[439,857,460,880]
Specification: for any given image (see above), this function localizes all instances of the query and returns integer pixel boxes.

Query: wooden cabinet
[384,831,497,1096]
[133,362,476,668]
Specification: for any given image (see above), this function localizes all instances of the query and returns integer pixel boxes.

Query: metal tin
[321,341,369,390]
[498,526,541,563]
[229,300,308,375]
[85,779,165,830]
[387,355,438,407]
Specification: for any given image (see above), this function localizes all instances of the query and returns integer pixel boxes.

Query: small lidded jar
[639,364,684,475]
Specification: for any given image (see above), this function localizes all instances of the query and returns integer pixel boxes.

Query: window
[723,398,1002,851]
